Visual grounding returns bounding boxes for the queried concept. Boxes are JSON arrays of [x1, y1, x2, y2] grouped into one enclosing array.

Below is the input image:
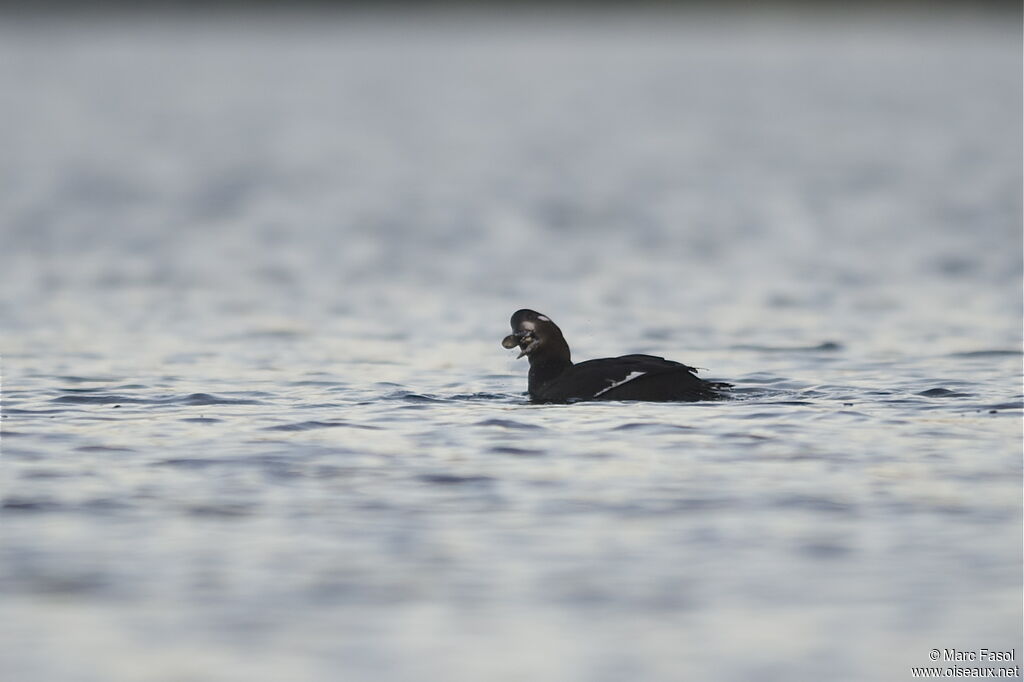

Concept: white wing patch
[[537, 315, 550, 322], [593, 371, 647, 397]]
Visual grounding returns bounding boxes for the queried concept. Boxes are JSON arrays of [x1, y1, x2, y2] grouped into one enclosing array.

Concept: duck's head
[[501, 309, 570, 362]]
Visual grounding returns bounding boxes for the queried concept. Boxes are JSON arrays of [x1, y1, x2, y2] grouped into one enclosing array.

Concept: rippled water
[[1, 9, 1021, 682]]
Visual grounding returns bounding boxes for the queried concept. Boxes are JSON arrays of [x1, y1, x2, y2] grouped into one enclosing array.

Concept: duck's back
[[532, 354, 728, 403]]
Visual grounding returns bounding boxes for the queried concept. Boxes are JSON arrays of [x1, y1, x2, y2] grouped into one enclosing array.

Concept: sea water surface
[[1, 9, 1021, 682]]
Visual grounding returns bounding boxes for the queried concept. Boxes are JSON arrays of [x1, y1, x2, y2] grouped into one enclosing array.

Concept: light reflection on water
[[1, 8, 1022, 682]]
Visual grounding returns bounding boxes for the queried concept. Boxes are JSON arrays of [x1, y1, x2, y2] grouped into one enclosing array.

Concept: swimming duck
[[502, 309, 730, 403]]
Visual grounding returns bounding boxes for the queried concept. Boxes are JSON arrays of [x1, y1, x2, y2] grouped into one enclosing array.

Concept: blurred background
[[1, 3, 1021, 682]]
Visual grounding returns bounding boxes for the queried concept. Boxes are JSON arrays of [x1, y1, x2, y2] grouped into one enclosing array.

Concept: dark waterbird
[[502, 309, 731, 403]]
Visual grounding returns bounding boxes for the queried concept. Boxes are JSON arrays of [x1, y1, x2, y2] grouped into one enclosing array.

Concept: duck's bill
[[502, 333, 541, 359]]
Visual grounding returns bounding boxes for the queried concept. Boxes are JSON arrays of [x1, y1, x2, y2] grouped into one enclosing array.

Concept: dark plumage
[[501, 309, 730, 403]]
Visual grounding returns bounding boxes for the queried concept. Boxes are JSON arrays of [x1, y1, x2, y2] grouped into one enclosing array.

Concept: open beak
[[502, 331, 540, 359]]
